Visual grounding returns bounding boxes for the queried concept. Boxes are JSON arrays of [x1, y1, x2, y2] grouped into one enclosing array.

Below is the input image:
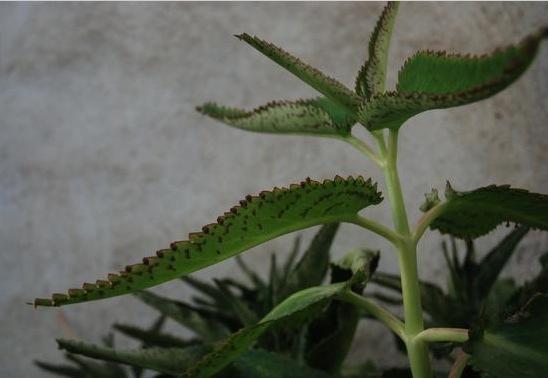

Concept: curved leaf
[[426, 184, 548, 239], [355, 2, 400, 98], [186, 249, 379, 377], [57, 339, 209, 376], [236, 33, 361, 111], [34, 176, 381, 307], [113, 323, 193, 349], [358, 27, 547, 130], [466, 294, 548, 378], [197, 98, 355, 137]]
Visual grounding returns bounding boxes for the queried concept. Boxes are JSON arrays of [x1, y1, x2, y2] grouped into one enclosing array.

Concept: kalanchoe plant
[[34, 2, 548, 377]]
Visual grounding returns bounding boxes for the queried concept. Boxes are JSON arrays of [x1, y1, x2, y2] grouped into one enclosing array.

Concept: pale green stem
[[412, 201, 446, 245], [380, 129, 433, 378], [341, 134, 385, 168], [338, 290, 405, 340], [349, 215, 403, 245], [415, 328, 469, 344]]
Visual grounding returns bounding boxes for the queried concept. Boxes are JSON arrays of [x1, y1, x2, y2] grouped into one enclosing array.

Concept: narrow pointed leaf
[[113, 323, 194, 349], [236, 33, 361, 110], [34, 176, 382, 307], [197, 97, 355, 137], [184, 283, 346, 378], [475, 226, 529, 299], [57, 339, 210, 376], [133, 291, 230, 341], [231, 349, 330, 378], [426, 184, 548, 239], [278, 223, 340, 299], [34, 361, 83, 378], [358, 28, 547, 130], [186, 250, 378, 377], [355, 2, 400, 98], [466, 294, 548, 378]]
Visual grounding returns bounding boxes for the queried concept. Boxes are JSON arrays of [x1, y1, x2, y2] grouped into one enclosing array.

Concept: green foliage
[[186, 249, 378, 377], [355, 2, 400, 98], [425, 184, 548, 239], [197, 98, 355, 137], [35, 177, 380, 307], [358, 27, 547, 130], [34, 2, 548, 378], [235, 33, 361, 111], [466, 294, 548, 378]]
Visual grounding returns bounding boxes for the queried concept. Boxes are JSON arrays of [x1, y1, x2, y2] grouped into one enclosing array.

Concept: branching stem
[[349, 215, 403, 245], [415, 328, 469, 344], [413, 202, 446, 245], [342, 134, 385, 168], [338, 290, 405, 340]]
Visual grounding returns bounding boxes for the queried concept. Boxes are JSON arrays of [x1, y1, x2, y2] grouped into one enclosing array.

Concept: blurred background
[[1, 2, 547, 376]]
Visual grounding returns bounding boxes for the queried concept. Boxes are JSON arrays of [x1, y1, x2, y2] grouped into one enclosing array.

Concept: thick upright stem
[[380, 129, 433, 378]]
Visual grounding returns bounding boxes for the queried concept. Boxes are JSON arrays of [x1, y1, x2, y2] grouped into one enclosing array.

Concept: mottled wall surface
[[1, 2, 547, 376]]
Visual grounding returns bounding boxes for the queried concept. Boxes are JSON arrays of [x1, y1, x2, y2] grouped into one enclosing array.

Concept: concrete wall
[[1, 2, 547, 376]]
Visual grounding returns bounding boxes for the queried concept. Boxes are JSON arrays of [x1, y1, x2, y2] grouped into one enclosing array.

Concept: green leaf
[[197, 98, 355, 137], [358, 28, 547, 130], [133, 291, 230, 341], [466, 294, 548, 378], [278, 223, 340, 299], [113, 323, 194, 349], [236, 33, 361, 111], [34, 176, 382, 307], [474, 226, 528, 300], [57, 339, 209, 376], [185, 283, 346, 377], [427, 184, 548, 239], [355, 2, 400, 98], [187, 250, 379, 377], [230, 349, 331, 378], [34, 361, 83, 378]]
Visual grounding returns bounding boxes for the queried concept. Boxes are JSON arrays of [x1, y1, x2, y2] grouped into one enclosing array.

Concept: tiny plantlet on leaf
[[34, 3, 548, 377]]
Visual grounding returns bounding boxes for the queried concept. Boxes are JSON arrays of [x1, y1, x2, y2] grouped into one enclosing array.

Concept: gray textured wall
[[1, 2, 547, 376]]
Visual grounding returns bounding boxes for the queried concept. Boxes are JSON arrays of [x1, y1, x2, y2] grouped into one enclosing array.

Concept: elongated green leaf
[[466, 294, 548, 378], [113, 323, 196, 349], [236, 33, 361, 110], [355, 2, 400, 98], [426, 184, 548, 239], [133, 291, 230, 341], [186, 250, 379, 377], [34, 361, 84, 378], [230, 349, 331, 378], [57, 339, 209, 376], [197, 97, 355, 137], [358, 28, 547, 130], [278, 223, 340, 299], [475, 226, 529, 299], [34, 176, 381, 307]]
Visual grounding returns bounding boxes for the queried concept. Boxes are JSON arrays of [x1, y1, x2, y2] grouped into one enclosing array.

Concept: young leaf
[[197, 98, 355, 137], [355, 2, 400, 98], [236, 33, 361, 111], [34, 176, 382, 307], [466, 294, 548, 378], [358, 28, 548, 130], [186, 250, 379, 377], [426, 184, 548, 239], [57, 339, 210, 376], [133, 291, 230, 342], [34, 361, 84, 378]]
